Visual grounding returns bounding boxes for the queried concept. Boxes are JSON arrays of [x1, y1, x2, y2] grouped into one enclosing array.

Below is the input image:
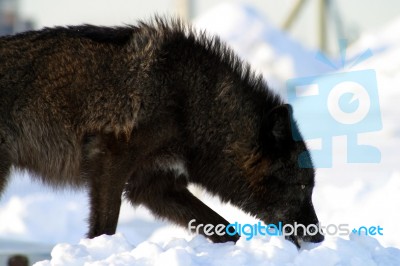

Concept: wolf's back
[[0, 26, 142, 183]]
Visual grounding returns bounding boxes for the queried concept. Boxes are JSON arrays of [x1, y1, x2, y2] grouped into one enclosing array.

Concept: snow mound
[[34, 233, 400, 266]]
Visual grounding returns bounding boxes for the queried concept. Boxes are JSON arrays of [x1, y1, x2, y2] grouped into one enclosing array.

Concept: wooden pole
[[282, 0, 307, 30], [176, 0, 192, 22], [318, 0, 327, 52]]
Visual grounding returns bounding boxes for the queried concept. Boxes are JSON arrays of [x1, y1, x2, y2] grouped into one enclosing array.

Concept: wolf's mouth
[[286, 231, 325, 249], [286, 234, 301, 248]]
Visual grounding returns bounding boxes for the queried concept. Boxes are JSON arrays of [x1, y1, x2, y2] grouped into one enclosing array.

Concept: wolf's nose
[[307, 231, 324, 243]]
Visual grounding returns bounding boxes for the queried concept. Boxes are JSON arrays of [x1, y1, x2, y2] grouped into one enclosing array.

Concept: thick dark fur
[[0, 17, 323, 246]]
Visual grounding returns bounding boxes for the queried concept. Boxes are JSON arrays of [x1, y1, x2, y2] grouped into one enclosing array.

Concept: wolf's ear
[[260, 104, 294, 152]]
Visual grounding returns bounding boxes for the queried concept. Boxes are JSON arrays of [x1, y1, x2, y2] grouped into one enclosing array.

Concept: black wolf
[[0, 18, 323, 247]]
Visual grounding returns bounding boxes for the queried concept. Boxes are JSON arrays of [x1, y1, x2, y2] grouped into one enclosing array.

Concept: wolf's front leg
[[125, 170, 240, 243], [83, 134, 133, 238], [0, 144, 11, 198], [87, 169, 126, 238]]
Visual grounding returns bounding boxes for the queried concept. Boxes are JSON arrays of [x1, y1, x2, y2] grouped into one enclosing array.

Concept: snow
[[1, 2, 400, 265], [33, 233, 400, 266]]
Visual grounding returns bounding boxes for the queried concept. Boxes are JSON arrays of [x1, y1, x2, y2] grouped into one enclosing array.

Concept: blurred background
[[2, 0, 400, 89], [1, 0, 400, 265], [2, 0, 400, 54]]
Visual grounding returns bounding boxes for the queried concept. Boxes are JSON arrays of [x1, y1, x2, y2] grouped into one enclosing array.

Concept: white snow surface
[[33, 233, 400, 266], [1, 2, 400, 265]]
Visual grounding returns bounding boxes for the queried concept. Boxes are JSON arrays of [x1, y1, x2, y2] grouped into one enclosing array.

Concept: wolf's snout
[[286, 224, 324, 248], [303, 228, 325, 243]]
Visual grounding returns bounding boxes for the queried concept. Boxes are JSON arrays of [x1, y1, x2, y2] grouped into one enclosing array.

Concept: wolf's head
[[231, 104, 324, 247]]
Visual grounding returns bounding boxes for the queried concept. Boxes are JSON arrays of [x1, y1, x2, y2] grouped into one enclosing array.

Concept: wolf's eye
[[301, 185, 306, 190]]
